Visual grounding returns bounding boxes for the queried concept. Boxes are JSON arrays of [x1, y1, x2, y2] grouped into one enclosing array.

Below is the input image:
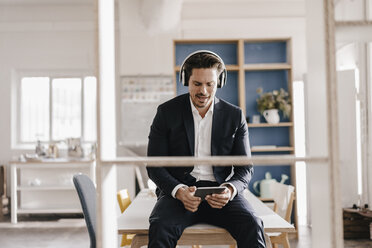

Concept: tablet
[[194, 186, 227, 200]]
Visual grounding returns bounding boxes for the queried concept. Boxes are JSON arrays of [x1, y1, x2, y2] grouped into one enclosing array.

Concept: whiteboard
[[120, 75, 174, 146]]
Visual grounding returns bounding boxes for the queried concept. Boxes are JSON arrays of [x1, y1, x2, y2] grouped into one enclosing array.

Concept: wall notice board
[[120, 75, 174, 146]]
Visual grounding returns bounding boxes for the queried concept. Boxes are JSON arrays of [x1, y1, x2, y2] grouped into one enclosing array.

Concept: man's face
[[188, 68, 218, 114]]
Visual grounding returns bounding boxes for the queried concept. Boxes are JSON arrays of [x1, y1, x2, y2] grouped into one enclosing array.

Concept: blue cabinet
[[174, 39, 294, 196]]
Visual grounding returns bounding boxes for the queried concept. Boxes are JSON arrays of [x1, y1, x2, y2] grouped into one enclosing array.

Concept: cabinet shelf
[[248, 122, 293, 128], [251, 146, 294, 152], [244, 63, 291, 71], [18, 208, 82, 214], [17, 186, 75, 191], [174, 38, 297, 230], [174, 65, 239, 72], [10, 160, 95, 224]]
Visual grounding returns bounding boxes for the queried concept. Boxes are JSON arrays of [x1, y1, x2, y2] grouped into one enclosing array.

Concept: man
[[147, 50, 266, 247]]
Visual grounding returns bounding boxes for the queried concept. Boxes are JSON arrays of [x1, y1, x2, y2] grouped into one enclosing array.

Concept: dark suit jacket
[[147, 93, 253, 197]]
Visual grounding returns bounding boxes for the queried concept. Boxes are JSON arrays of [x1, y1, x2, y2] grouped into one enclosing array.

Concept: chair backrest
[[135, 166, 147, 191], [73, 174, 96, 248], [135, 166, 156, 190], [117, 189, 131, 213], [270, 181, 295, 222]]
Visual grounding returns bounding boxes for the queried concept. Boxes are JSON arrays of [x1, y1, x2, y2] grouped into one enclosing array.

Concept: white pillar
[[96, 164, 118, 248], [305, 0, 343, 247], [96, 0, 117, 246]]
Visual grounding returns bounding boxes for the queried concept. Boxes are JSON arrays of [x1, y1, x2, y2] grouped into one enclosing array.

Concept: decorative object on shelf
[[253, 172, 288, 198], [252, 115, 261, 124], [47, 143, 59, 158], [67, 138, 84, 158], [256, 87, 291, 124], [89, 143, 97, 160], [263, 109, 280, 124], [28, 178, 42, 186], [35, 140, 46, 157]]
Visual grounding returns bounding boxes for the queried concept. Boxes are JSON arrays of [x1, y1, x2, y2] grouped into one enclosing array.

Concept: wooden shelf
[[244, 63, 291, 71], [18, 208, 82, 214], [10, 161, 95, 223], [17, 186, 75, 191], [248, 122, 293, 128], [174, 65, 239, 72], [335, 21, 372, 27], [251, 146, 294, 152]]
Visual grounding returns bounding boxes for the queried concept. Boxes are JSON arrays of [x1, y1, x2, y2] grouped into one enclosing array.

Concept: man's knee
[[232, 212, 264, 235], [149, 218, 183, 238], [148, 218, 184, 248], [246, 213, 264, 230]]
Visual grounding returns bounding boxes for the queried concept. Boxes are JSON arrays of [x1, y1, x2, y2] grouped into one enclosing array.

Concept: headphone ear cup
[[218, 70, 226, 88], [181, 70, 186, 86]]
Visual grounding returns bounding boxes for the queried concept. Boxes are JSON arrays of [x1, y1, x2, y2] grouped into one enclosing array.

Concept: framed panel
[[249, 127, 290, 147], [215, 71, 239, 106], [175, 42, 238, 65], [244, 70, 289, 121], [244, 41, 287, 64]]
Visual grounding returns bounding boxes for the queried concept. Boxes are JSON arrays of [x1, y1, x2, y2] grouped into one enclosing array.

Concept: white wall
[[0, 3, 95, 163], [118, 0, 307, 80], [0, 2, 134, 199], [337, 70, 359, 208]]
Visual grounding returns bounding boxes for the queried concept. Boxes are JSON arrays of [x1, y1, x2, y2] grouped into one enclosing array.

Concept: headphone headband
[[179, 50, 227, 88]]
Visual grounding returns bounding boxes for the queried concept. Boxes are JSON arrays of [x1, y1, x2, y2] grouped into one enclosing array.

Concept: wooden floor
[[0, 215, 371, 247]]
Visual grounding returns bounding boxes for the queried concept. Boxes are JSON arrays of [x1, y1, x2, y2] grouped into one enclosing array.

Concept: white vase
[[263, 109, 280, 124]]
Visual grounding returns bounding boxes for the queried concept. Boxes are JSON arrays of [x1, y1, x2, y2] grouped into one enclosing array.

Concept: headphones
[[179, 50, 227, 88]]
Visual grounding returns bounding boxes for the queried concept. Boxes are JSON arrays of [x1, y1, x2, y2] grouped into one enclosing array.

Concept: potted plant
[[256, 87, 291, 124]]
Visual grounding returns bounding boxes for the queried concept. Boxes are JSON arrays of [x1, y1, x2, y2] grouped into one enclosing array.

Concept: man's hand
[[205, 185, 232, 209], [175, 186, 201, 212]]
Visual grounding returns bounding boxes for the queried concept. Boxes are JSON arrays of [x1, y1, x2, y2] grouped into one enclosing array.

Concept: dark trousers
[[148, 181, 266, 248]]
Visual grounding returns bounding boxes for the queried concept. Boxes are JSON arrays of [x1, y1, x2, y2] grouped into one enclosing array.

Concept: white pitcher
[[263, 109, 280, 124], [253, 172, 289, 198]]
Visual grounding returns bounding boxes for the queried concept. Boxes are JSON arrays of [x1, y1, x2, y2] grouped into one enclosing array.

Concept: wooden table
[[118, 189, 295, 247]]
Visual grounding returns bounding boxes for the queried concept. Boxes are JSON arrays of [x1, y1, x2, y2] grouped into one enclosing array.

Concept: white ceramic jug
[[263, 109, 280, 124], [253, 172, 289, 198], [253, 172, 276, 198]]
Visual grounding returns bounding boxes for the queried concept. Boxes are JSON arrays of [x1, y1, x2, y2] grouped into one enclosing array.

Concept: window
[[17, 74, 97, 145]]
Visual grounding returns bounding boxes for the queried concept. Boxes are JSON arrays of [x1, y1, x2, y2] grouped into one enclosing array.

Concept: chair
[[268, 181, 295, 248], [73, 174, 96, 248], [117, 189, 135, 246]]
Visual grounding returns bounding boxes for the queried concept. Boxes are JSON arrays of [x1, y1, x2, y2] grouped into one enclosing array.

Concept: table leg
[[264, 233, 273, 248], [10, 164, 17, 224], [131, 234, 148, 248]]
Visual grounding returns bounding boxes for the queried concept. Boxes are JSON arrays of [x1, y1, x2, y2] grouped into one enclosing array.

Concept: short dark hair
[[183, 52, 224, 85]]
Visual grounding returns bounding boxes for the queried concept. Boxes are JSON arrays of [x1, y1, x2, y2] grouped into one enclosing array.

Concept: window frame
[[13, 69, 96, 148]]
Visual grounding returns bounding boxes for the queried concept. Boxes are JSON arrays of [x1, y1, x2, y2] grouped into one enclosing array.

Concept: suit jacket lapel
[[211, 97, 222, 156], [182, 94, 195, 156]]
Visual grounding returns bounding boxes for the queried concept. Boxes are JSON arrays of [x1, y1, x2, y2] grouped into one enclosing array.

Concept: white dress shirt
[[190, 97, 215, 181], [171, 97, 237, 200]]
